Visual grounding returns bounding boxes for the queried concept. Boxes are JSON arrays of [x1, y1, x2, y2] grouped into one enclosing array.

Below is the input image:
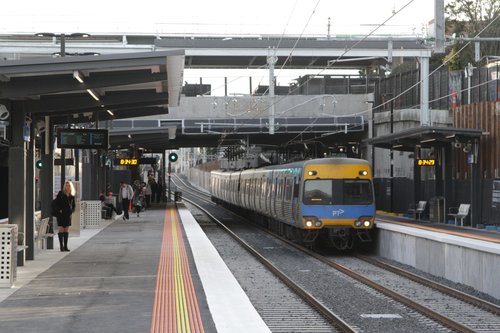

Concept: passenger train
[[211, 157, 375, 249]]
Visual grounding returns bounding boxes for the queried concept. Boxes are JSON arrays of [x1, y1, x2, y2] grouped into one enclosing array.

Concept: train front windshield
[[303, 179, 373, 205]]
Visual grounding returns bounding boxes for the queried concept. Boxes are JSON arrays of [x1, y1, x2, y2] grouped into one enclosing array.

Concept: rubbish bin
[[0, 224, 18, 287], [429, 196, 445, 223], [174, 191, 182, 202]]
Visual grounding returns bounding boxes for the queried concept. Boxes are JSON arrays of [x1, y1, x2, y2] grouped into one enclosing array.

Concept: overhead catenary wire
[[211, 3, 498, 152], [282, 0, 416, 146], [283, 12, 500, 144]]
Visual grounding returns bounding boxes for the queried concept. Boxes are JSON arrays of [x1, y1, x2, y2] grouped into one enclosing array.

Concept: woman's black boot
[[63, 232, 70, 251], [58, 233, 64, 252]]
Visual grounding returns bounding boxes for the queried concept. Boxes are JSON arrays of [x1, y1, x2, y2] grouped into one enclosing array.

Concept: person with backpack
[[54, 181, 76, 252]]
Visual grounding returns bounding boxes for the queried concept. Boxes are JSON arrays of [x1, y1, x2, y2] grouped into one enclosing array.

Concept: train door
[[256, 177, 262, 212], [292, 176, 300, 224], [270, 172, 277, 217], [251, 177, 257, 211], [236, 171, 242, 207], [274, 174, 281, 218], [281, 177, 287, 218], [263, 175, 269, 214]]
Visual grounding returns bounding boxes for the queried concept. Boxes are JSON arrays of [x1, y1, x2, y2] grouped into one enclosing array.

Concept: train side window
[[343, 179, 373, 205], [293, 176, 300, 198], [285, 178, 293, 201]]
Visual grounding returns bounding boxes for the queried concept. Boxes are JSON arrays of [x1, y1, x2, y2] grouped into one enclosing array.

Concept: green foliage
[[444, 0, 500, 68]]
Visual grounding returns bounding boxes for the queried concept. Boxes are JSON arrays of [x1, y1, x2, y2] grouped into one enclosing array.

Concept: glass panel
[[343, 180, 373, 205], [303, 180, 332, 205]]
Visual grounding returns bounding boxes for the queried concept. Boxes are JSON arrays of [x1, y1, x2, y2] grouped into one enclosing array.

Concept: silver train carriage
[[210, 157, 376, 249]]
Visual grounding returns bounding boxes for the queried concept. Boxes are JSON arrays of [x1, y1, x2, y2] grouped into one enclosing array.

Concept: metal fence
[[375, 64, 500, 111]]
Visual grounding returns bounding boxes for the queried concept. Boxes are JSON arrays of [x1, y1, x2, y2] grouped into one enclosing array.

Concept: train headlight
[[355, 217, 373, 228], [303, 216, 321, 228], [358, 170, 368, 176]]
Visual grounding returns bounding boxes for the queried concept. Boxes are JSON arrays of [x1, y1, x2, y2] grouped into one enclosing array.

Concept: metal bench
[[17, 231, 28, 252], [408, 201, 427, 220], [35, 217, 53, 250], [448, 204, 470, 227]]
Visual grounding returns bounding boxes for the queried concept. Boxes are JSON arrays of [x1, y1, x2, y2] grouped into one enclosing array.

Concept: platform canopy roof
[[365, 126, 484, 152], [0, 50, 185, 125]]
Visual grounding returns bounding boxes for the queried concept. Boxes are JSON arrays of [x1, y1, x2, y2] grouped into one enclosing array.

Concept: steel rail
[[357, 254, 500, 316], [173, 177, 477, 332], [176, 188, 355, 333]]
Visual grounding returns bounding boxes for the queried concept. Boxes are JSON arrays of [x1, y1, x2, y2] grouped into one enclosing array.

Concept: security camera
[[463, 143, 472, 153], [453, 142, 462, 149], [0, 105, 9, 120], [35, 120, 46, 133]]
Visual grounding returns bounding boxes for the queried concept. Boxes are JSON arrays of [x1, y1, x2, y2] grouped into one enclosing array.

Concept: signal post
[[167, 152, 178, 202]]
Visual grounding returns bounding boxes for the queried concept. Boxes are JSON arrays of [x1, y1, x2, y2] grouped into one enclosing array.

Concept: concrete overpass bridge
[[0, 33, 432, 154]]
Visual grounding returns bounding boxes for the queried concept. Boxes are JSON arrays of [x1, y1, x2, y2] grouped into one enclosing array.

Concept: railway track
[[172, 175, 500, 332], [172, 179, 352, 332]]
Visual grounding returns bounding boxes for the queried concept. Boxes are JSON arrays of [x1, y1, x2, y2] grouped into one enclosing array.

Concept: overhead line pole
[[267, 48, 277, 135]]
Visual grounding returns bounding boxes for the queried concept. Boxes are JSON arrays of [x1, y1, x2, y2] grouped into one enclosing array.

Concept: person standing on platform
[[118, 181, 133, 221], [156, 178, 163, 203], [54, 181, 76, 252], [145, 178, 152, 209]]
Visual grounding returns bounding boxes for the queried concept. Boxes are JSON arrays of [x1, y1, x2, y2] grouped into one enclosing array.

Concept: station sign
[[417, 159, 436, 166], [115, 158, 157, 166]]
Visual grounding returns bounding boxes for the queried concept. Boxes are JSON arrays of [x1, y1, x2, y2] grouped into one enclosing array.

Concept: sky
[[1, 0, 434, 36], [0, 0, 436, 96]]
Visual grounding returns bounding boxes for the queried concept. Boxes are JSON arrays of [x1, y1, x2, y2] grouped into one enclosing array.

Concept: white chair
[[448, 204, 470, 226], [408, 201, 427, 220], [34, 217, 51, 250]]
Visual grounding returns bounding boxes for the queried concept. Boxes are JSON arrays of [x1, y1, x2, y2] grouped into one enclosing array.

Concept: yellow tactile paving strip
[[151, 207, 205, 333]]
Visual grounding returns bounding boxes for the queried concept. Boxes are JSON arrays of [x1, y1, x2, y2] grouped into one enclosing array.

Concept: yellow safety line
[[152, 207, 204, 333], [172, 208, 191, 333]]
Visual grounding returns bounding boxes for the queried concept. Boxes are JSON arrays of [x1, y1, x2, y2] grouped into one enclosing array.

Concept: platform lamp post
[[35, 32, 90, 249], [167, 152, 178, 202], [35, 32, 90, 191]]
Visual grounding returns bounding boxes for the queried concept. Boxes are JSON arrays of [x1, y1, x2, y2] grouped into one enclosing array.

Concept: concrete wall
[[376, 222, 500, 299], [373, 108, 452, 179], [165, 94, 371, 119]]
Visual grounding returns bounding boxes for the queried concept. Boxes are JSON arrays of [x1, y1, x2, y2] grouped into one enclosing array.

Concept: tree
[[444, 0, 500, 68]]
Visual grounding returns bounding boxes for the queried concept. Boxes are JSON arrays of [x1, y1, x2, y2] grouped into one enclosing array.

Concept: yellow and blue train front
[[301, 159, 375, 229]]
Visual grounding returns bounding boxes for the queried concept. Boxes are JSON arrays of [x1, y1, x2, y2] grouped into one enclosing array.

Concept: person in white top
[[118, 181, 134, 220]]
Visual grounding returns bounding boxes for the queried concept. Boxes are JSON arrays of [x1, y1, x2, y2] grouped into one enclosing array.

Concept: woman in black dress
[[55, 181, 76, 252]]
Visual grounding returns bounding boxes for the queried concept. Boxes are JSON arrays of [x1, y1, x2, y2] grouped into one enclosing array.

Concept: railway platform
[[374, 214, 500, 300], [0, 203, 270, 333]]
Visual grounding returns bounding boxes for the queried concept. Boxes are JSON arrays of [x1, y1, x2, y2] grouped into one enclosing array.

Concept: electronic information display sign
[[115, 158, 158, 166], [58, 129, 108, 149], [417, 159, 436, 166]]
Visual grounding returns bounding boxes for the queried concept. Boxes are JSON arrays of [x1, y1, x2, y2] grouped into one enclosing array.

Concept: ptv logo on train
[[332, 209, 345, 217]]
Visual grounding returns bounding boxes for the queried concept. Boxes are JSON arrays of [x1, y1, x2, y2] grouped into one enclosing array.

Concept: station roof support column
[[8, 105, 26, 266], [420, 56, 430, 126]]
